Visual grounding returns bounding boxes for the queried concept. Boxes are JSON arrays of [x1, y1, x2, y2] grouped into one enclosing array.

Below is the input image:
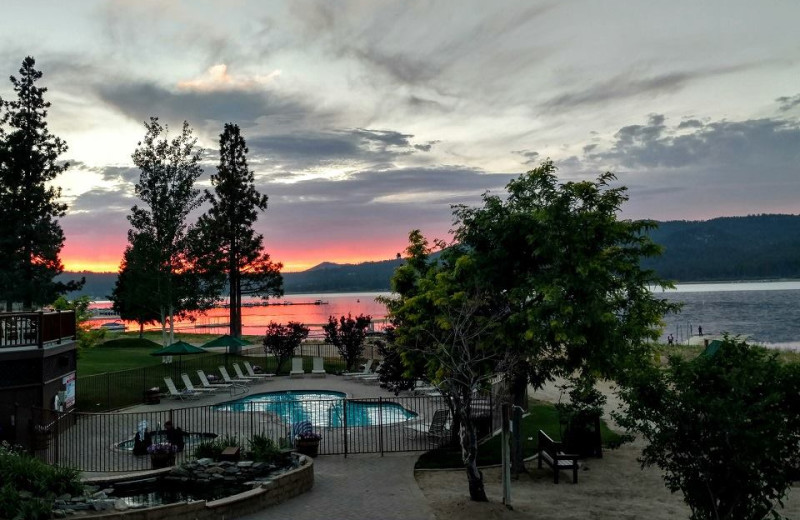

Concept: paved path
[[239, 452, 435, 520]]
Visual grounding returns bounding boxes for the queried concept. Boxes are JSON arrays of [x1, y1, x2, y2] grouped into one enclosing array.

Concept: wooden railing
[[0, 310, 76, 349]]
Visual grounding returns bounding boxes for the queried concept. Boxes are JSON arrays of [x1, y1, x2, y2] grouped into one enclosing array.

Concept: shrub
[[0, 441, 83, 519], [617, 337, 800, 520]]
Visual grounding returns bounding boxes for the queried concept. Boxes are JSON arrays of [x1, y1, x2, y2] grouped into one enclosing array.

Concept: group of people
[[666, 325, 704, 346], [131, 420, 185, 455]]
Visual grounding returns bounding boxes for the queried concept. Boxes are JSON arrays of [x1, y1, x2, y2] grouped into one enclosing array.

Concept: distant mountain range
[[58, 214, 800, 300]]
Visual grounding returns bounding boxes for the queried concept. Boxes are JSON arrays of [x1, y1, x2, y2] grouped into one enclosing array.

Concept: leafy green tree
[[452, 160, 678, 471], [375, 327, 416, 395], [262, 321, 309, 373], [128, 118, 222, 346], [616, 337, 800, 520], [192, 123, 283, 338], [0, 57, 82, 310], [323, 313, 372, 371], [382, 231, 502, 501], [51, 295, 105, 350], [110, 235, 161, 337]]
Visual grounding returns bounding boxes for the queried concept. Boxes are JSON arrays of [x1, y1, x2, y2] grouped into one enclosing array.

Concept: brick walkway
[[239, 452, 435, 520]]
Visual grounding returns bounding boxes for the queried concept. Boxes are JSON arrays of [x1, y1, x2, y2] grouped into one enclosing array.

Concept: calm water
[[659, 281, 800, 350], [213, 390, 417, 427], [90, 282, 800, 351]]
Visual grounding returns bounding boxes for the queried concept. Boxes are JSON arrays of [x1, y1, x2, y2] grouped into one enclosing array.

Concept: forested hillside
[[59, 214, 800, 299], [642, 214, 800, 281]]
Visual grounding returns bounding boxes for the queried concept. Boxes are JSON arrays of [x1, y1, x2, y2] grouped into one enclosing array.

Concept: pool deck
[[122, 374, 398, 414]]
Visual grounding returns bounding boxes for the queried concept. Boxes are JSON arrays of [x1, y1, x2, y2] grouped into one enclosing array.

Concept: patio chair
[[342, 359, 373, 378], [196, 369, 233, 390], [219, 366, 251, 387], [354, 361, 384, 382], [233, 362, 271, 382], [404, 409, 450, 441], [163, 376, 201, 400], [289, 357, 305, 378], [180, 373, 217, 394], [244, 361, 275, 378], [311, 357, 326, 377]]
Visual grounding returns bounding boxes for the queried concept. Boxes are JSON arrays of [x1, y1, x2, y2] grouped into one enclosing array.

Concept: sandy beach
[[415, 379, 800, 520]]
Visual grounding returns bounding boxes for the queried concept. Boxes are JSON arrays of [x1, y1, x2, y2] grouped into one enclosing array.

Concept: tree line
[[0, 57, 283, 345]]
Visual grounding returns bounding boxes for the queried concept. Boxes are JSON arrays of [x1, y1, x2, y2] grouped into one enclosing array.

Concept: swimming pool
[[213, 390, 417, 427]]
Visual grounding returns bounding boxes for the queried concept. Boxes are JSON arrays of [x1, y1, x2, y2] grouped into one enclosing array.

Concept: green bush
[[246, 434, 282, 463], [0, 441, 83, 519]]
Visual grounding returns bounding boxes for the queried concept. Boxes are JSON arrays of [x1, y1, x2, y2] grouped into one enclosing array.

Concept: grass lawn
[[415, 400, 623, 469]]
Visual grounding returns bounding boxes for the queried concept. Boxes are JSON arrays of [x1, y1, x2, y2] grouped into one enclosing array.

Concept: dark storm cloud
[[776, 94, 800, 112], [540, 65, 753, 112], [68, 187, 135, 213], [95, 81, 311, 128], [513, 149, 540, 165], [246, 129, 438, 169], [592, 114, 800, 173]]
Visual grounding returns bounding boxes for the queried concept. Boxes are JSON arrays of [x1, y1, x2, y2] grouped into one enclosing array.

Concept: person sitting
[[164, 420, 185, 452]]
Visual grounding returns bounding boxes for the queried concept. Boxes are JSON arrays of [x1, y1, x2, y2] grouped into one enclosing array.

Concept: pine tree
[[0, 56, 82, 310], [193, 123, 282, 338], [110, 234, 161, 337]]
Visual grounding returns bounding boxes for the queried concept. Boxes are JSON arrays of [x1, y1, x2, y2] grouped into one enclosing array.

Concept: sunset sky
[[1, 1, 798, 272]]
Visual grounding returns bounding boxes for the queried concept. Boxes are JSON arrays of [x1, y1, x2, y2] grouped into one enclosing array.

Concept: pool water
[[213, 391, 417, 427]]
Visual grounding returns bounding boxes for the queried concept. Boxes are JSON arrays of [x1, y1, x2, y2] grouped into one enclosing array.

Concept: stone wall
[[83, 455, 313, 520]]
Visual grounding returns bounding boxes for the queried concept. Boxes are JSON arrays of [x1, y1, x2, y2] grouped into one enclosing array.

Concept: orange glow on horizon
[[61, 244, 411, 274]]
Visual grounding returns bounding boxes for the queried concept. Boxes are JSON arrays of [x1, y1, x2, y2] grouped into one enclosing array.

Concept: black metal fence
[[22, 391, 504, 472]]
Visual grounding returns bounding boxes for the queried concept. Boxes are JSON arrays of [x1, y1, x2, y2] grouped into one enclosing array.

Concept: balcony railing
[[0, 310, 76, 349]]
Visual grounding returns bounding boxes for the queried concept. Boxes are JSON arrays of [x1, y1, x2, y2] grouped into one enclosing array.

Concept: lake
[[90, 281, 800, 351]]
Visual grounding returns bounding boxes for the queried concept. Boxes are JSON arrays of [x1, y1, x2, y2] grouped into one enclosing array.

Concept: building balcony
[[0, 310, 76, 351]]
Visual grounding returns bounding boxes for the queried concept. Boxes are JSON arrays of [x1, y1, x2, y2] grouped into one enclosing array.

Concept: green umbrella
[[151, 341, 209, 356], [200, 335, 251, 350], [151, 341, 209, 374]]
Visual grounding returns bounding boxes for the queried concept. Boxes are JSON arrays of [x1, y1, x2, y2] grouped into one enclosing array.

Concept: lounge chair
[[354, 361, 384, 382], [289, 357, 305, 378], [311, 357, 326, 377], [342, 359, 373, 378], [244, 361, 275, 378], [233, 362, 271, 382], [219, 366, 251, 387], [163, 376, 201, 400], [196, 369, 233, 391], [180, 373, 216, 394], [405, 409, 450, 441]]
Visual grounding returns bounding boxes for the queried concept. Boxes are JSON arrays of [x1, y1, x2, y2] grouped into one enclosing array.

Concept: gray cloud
[[540, 65, 753, 112], [246, 128, 437, 170], [513, 149, 540, 165], [95, 80, 313, 130], [777, 94, 800, 112]]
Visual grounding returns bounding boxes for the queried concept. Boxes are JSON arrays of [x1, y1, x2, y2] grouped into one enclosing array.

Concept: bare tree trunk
[[160, 309, 167, 347], [510, 376, 528, 476], [461, 418, 488, 502]]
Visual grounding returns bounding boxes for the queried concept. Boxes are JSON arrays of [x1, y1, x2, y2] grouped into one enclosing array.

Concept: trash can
[[144, 387, 161, 405]]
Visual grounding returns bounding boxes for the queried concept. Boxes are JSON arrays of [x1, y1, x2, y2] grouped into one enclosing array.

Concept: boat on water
[[99, 321, 126, 332]]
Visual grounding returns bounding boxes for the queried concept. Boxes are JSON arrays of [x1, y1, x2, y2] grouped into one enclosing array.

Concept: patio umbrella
[[200, 335, 251, 357], [151, 341, 209, 375]]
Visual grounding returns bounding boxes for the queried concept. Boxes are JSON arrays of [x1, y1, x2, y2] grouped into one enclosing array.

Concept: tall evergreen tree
[[193, 123, 282, 338], [0, 57, 82, 310], [128, 117, 221, 345], [110, 234, 161, 337]]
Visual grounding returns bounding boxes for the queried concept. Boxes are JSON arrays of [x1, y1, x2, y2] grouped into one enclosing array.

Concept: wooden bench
[[537, 430, 579, 484]]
